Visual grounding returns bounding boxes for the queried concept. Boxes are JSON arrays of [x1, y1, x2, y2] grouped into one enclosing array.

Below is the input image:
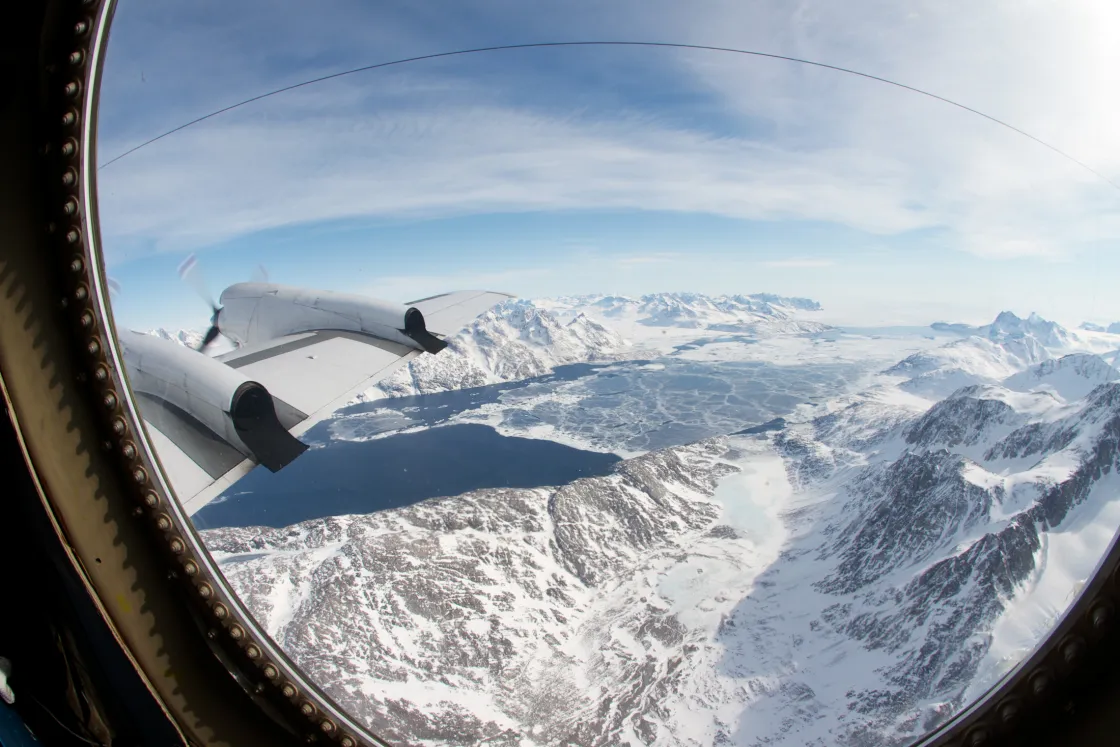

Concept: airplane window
[[93, 1, 1120, 744]]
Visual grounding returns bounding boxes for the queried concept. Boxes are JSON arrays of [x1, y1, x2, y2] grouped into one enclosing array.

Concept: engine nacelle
[[216, 283, 447, 353], [119, 331, 306, 472]]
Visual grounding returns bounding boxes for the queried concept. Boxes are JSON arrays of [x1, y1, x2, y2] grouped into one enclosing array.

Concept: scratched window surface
[[95, 1, 1120, 744]]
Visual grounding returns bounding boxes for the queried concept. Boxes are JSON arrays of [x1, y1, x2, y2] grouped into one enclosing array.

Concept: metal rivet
[[63, 198, 78, 215], [212, 603, 228, 620], [198, 582, 213, 599], [68, 50, 83, 66], [143, 490, 159, 508], [74, 284, 88, 301], [87, 338, 100, 355], [245, 644, 261, 660], [228, 624, 244, 641], [132, 466, 147, 484], [79, 311, 93, 328], [65, 228, 81, 244], [62, 169, 77, 187], [318, 719, 335, 734], [281, 684, 297, 699], [263, 664, 279, 680], [1092, 603, 1112, 631], [183, 560, 199, 577], [155, 514, 172, 532], [102, 392, 117, 409], [299, 701, 315, 717], [61, 139, 78, 157], [121, 441, 136, 459], [998, 699, 1020, 724], [968, 727, 989, 747], [1061, 637, 1084, 664], [1030, 670, 1051, 697], [112, 418, 126, 435], [207, 629, 218, 640], [74, 20, 89, 36], [94, 365, 109, 382], [62, 110, 77, 127], [340, 737, 356, 747], [64, 81, 80, 98], [169, 538, 185, 555]]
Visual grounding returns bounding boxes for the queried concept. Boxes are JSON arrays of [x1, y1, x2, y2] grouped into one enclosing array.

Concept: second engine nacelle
[[216, 283, 447, 354]]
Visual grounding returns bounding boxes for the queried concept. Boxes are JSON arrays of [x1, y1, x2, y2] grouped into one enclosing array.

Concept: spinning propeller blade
[[177, 253, 223, 353]]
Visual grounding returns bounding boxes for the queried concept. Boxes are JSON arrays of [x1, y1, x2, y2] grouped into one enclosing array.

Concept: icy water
[[195, 357, 864, 529], [327, 358, 864, 453], [193, 423, 621, 529]]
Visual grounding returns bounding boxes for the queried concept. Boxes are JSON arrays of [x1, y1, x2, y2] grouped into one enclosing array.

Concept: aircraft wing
[[407, 290, 514, 336], [138, 290, 511, 517]]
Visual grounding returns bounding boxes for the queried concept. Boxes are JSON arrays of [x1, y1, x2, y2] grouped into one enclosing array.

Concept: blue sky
[[95, 0, 1120, 331]]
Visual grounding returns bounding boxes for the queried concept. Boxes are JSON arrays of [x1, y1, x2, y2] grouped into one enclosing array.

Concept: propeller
[[177, 253, 223, 353]]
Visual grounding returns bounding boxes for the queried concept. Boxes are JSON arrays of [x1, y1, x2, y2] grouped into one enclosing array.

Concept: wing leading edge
[[136, 289, 511, 516]]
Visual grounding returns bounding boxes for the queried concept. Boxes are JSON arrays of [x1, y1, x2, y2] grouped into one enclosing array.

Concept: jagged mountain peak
[[982, 310, 1072, 348], [1003, 353, 1120, 402], [145, 327, 205, 348], [359, 299, 627, 400]]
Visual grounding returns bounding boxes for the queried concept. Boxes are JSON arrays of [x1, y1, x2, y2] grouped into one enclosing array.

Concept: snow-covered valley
[[148, 294, 1120, 746]]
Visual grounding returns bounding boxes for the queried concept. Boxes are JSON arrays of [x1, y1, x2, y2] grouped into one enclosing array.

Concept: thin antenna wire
[[98, 40, 1120, 192]]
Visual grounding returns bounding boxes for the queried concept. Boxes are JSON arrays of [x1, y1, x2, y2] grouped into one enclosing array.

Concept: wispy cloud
[[96, 0, 1120, 273], [761, 258, 835, 268]]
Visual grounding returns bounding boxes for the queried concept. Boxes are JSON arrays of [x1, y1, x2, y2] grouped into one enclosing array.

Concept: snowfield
[[149, 300, 1120, 746]]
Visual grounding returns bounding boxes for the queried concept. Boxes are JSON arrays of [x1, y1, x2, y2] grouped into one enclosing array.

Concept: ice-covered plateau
[[195, 308, 1120, 746]]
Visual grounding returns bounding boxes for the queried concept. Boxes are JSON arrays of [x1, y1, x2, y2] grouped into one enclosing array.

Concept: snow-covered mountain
[[359, 300, 628, 400], [358, 293, 828, 402], [885, 336, 1049, 400], [145, 327, 205, 348], [1003, 353, 1120, 402], [546, 292, 828, 335], [201, 309, 1120, 745], [931, 311, 1073, 349], [886, 311, 1097, 399], [981, 310, 1074, 348]]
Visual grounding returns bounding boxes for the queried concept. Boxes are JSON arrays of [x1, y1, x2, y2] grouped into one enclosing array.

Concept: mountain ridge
[[199, 308, 1120, 745]]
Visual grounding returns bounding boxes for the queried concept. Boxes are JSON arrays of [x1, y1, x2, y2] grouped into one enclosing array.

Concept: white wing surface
[[133, 290, 511, 516]]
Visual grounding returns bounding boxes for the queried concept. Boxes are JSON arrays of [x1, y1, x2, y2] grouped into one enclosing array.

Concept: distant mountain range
[[199, 305, 1120, 745], [1080, 321, 1120, 334], [362, 299, 628, 400], [362, 292, 830, 401]]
